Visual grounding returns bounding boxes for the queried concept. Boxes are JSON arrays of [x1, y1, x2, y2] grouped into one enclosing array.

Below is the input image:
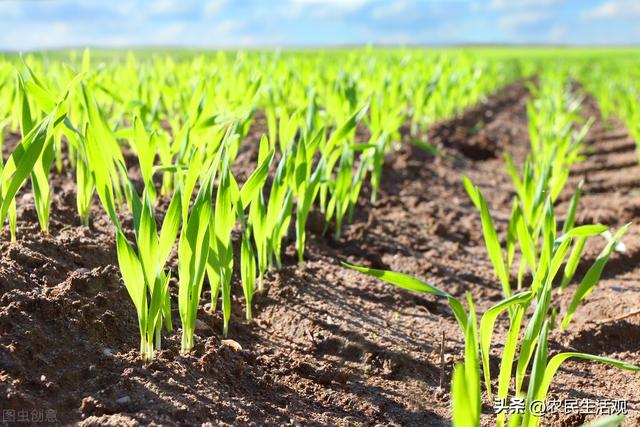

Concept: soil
[[1, 81, 639, 427]]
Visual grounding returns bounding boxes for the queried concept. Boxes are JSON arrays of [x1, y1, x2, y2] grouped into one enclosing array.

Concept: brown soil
[[1, 81, 639, 427]]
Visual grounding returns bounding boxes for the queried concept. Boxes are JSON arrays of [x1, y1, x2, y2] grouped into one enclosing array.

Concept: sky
[[0, 0, 639, 50]]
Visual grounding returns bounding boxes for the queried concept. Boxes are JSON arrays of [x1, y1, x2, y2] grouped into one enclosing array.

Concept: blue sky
[[1, 0, 639, 50]]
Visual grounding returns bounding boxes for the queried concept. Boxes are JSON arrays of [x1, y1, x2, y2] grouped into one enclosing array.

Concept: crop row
[[345, 69, 636, 426], [0, 50, 521, 362]]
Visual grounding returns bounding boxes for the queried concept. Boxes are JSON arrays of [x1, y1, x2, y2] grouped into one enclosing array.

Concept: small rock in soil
[[115, 395, 131, 405]]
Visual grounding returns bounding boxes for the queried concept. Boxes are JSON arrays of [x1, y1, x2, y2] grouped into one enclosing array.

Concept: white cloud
[[499, 11, 549, 31], [371, 1, 411, 19], [0, 11, 248, 51], [489, 0, 561, 11], [1, 1, 25, 19], [291, 0, 371, 9], [547, 25, 567, 43], [287, 0, 372, 18], [581, 0, 640, 20], [153, 22, 189, 43], [114, 1, 138, 17], [148, 0, 184, 16], [214, 19, 245, 35], [0, 21, 94, 50], [482, 0, 560, 39], [149, 19, 245, 45], [204, 0, 228, 17]]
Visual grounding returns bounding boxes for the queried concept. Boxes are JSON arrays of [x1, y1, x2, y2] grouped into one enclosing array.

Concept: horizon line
[[3, 42, 640, 54]]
